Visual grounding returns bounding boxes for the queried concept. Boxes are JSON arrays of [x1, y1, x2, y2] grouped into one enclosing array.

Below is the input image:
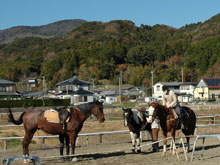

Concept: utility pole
[[119, 71, 122, 104], [91, 78, 95, 91], [42, 76, 45, 91], [42, 76, 47, 95], [151, 70, 154, 98], [182, 67, 184, 82]]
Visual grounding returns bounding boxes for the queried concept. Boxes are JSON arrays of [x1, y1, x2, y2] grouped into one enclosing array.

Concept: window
[[0, 87, 6, 92], [83, 96, 87, 102], [181, 85, 189, 90], [157, 85, 160, 91]]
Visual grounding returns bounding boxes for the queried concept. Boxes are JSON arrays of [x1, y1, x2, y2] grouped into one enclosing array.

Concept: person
[[139, 107, 159, 152], [162, 85, 184, 129]]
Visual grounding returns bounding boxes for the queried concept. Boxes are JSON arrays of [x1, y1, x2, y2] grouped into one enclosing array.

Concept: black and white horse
[[122, 107, 154, 153]]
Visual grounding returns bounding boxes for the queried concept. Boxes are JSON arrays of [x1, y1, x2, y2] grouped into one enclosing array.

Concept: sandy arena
[[0, 109, 220, 165]]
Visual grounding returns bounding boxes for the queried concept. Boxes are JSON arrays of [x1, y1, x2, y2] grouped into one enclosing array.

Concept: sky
[[1, 0, 220, 30]]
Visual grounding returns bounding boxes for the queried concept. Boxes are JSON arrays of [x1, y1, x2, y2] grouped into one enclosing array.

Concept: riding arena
[[0, 103, 220, 165]]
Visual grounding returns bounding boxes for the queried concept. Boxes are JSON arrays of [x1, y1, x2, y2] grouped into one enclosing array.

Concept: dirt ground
[[0, 109, 220, 165]]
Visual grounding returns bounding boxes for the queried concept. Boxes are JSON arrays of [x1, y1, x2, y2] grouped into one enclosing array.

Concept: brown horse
[[8, 100, 105, 162], [147, 102, 196, 156]]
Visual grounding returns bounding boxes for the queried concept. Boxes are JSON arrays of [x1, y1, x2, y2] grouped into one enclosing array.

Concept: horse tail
[[8, 108, 25, 125]]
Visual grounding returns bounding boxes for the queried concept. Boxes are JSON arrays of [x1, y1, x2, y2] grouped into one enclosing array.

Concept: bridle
[[92, 103, 105, 121]]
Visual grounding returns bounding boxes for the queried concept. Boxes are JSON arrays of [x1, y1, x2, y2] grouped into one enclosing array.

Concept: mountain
[[0, 19, 87, 43], [0, 14, 220, 93]]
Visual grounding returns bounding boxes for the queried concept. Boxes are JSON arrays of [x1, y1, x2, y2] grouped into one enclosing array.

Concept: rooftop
[[56, 75, 90, 86], [203, 78, 220, 89]]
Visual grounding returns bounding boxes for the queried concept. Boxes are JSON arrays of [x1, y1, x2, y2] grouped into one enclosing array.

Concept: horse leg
[[136, 132, 141, 153], [130, 132, 136, 153], [23, 130, 35, 163], [69, 132, 78, 162], [161, 130, 167, 157], [170, 129, 176, 155], [65, 135, 70, 158], [59, 135, 64, 160], [152, 128, 159, 152], [186, 137, 190, 152]]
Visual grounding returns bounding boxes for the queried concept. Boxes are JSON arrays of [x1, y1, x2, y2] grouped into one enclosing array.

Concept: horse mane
[[149, 102, 170, 118], [73, 101, 96, 115]]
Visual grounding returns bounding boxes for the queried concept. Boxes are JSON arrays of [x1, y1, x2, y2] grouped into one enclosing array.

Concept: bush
[[0, 99, 70, 108]]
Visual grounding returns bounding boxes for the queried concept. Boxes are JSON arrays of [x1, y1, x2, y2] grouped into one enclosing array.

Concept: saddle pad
[[44, 110, 60, 123]]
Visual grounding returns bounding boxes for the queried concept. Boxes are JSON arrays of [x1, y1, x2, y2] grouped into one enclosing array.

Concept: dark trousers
[[174, 106, 182, 119]]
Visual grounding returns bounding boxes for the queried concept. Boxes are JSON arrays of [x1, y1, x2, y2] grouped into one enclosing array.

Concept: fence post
[[86, 136, 89, 146], [4, 140, 7, 151], [100, 134, 103, 143], [40, 137, 45, 148], [195, 127, 198, 135]]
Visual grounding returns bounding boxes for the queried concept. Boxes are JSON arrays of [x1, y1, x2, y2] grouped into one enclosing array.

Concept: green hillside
[[0, 14, 220, 95]]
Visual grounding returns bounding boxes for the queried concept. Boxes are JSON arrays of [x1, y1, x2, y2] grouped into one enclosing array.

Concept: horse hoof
[[72, 157, 78, 162], [131, 149, 135, 153], [137, 149, 141, 153], [23, 159, 32, 164]]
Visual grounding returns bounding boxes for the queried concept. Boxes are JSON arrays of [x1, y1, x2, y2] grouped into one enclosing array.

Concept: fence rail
[[1, 123, 220, 151], [0, 130, 130, 151], [1, 113, 220, 151]]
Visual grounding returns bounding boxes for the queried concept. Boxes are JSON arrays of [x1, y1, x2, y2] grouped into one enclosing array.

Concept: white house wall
[[153, 83, 163, 101], [106, 96, 117, 104], [180, 85, 195, 95], [194, 87, 209, 100]]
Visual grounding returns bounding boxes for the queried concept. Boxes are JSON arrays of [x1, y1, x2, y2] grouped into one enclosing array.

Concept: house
[[56, 75, 94, 105], [153, 82, 197, 103], [99, 90, 118, 104], [194, 78, 220, 101], [179, 82, 197, 102], [0, 79, 20, 100], [99, 86, 145, 104], [153, 82, 182, 101], [22, 91, 44, 99], [28, 78, 38, 87], [121, 86, 144, 101]]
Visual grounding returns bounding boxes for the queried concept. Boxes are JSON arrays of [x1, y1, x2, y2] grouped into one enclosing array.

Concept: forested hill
[[0, 19, 86, 43], [0, 14, 220, 94]]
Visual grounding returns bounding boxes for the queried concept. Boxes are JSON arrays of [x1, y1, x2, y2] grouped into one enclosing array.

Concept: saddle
[[44, 107, 70, 130], [57, 107, 71, 125]]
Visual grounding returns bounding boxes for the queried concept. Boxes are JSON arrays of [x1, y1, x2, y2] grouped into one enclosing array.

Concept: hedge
[[0, 99, 70, 108]]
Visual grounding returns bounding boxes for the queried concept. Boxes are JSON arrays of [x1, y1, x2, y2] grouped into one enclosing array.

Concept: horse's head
[[122, 108, 133, 127], [146, 102, 160, 123], [92, 100, 105, 123]]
